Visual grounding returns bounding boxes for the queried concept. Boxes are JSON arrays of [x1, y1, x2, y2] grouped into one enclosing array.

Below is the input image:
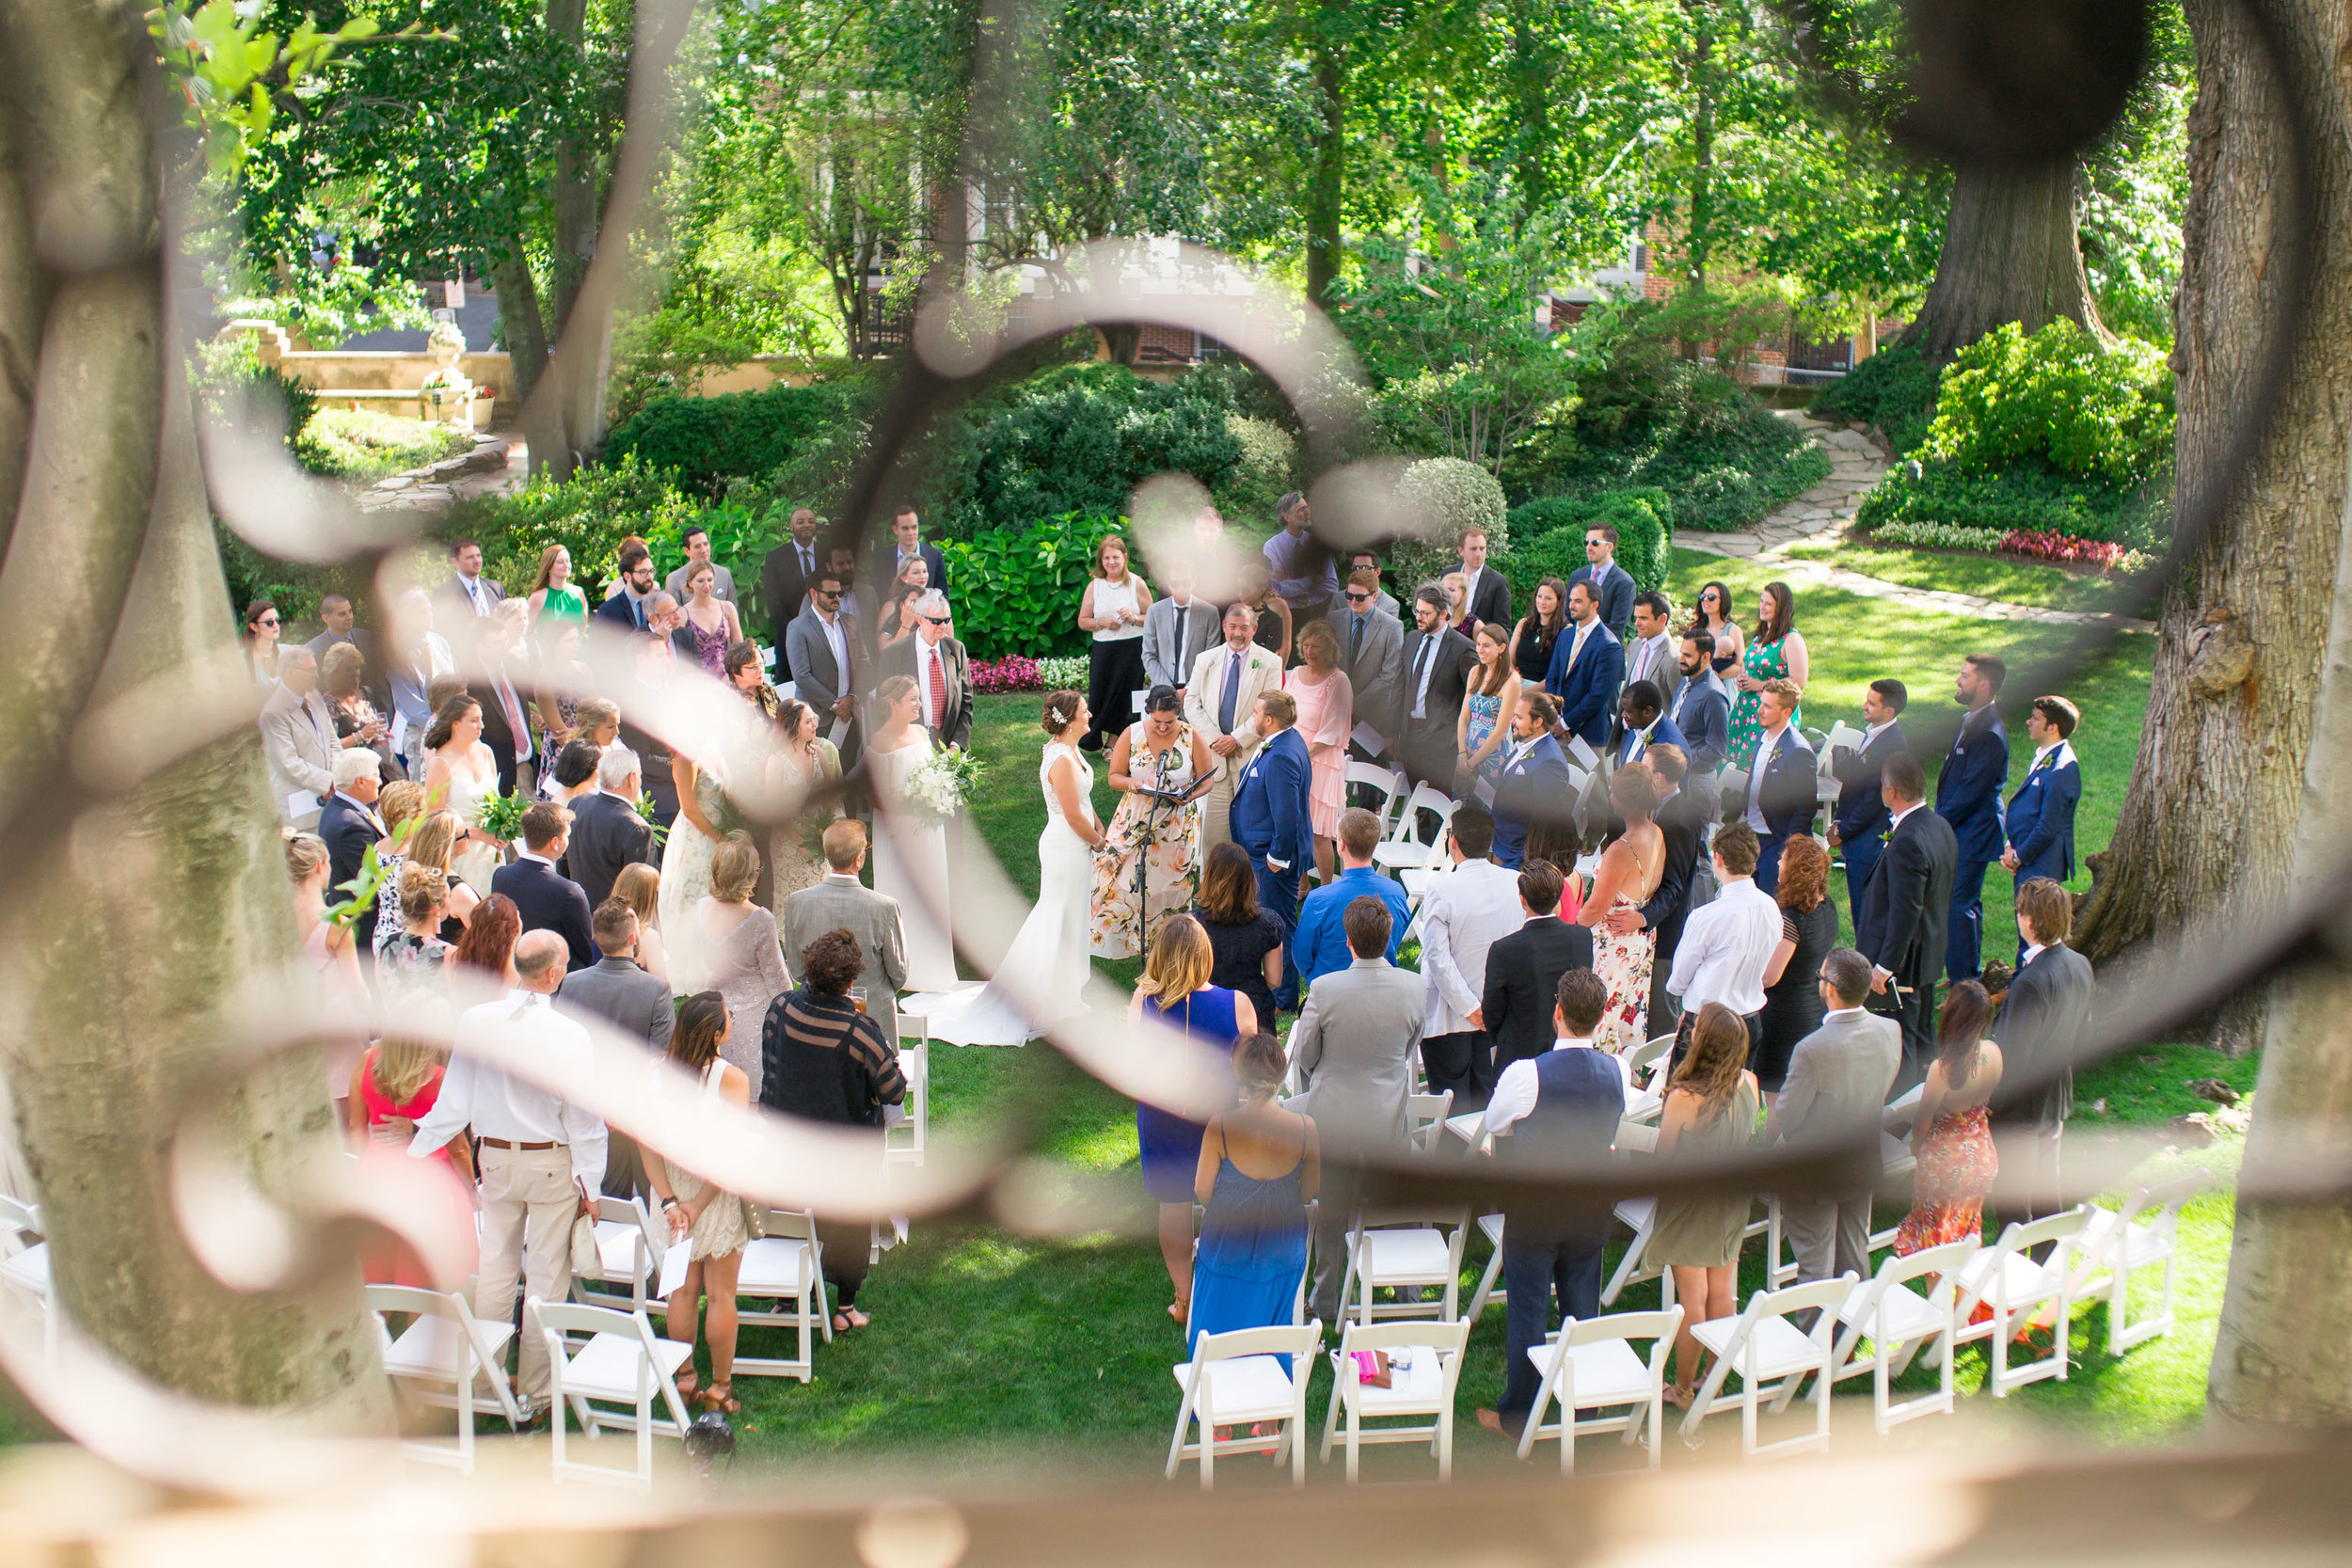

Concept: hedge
[[1505, 487, 1673, 595], [939, 512, 1129, 659], [604, 381, 867, 497]]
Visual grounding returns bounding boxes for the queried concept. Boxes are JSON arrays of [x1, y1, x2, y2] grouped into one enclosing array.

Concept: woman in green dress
[[1725, 578, 1808, 768], [527, 545, 586, 641]]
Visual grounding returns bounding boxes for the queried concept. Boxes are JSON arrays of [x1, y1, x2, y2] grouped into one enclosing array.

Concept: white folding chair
[[1346, 760, 1408, 836], [572, 1195, 665, 1312], [1821, 721, 1864, 761], [1372, 784, 1456, 873], [1166, 1321, 1325, 1488], [885, 1039, 930, 1165], [1621, 1032, 1677, 1123], [1600, 1196, 1667, 1307], [1518, 1307, 1684, 1474], [1565, 735, 1599, 771], [1465, 1213, 1508, 1325], [1941, 1207, 2092, 1396], [369, 1284, 525, 1469], [734, 1207, 832, 1382], [1613, 1119, 1659, 1154], [1339, 1205, 1470, 1325], [527, 1296, 695, 1491], [1406, 1091, 1454, 1154], [1679, 1273, 1857, 1458], [1317, 1319, 1471, 1481], [0, 1196, 55, 1358], [1824, 1238, 1978, 1433], [2073, 1171, 2207, 1354]]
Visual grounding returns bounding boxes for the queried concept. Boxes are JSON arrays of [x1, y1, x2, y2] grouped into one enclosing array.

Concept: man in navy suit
[[1667, 631, 1731, 778], [1936, 654, 2010, 983], [491, 801, 598, 973], [318, 749, 387, 964], [594, 543, 659, 634], [2003, 695, 2083, 887], [1739, 679, 1818, 895], [1565, 523, 1637, 641], [1859, 752, 1958, 1078], [1492, 694, 1575, 869], [1229, 689, 1317, 1003], [1544, 579, 1623, 750], [1829, 678, 1910, 913], [1613, 680, 1688, 768], [870, 506, 949, 598]]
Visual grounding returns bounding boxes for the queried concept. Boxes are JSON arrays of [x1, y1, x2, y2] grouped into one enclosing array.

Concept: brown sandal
[[699, 1383, 739, 1415]]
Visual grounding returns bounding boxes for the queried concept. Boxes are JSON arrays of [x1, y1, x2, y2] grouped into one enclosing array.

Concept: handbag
[[569, 1210, 601, 1277]]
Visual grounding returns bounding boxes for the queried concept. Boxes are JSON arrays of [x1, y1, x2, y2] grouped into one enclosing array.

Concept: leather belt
[[478, 1137, 561, 1150]]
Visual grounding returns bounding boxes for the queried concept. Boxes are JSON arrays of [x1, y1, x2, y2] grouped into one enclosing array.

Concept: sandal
[[832, 1307, 869, 1332], [699, 1383, 740, 1415], [1663, 1384, 1694, 1411], [1168, 1301, 1188, 1324], [673, 1370, 700, 1403]]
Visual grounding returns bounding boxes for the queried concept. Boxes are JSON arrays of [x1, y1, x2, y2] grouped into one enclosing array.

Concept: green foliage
[[1506, 488, 1674, 594], [1810, 341, 1940, 454], [192, 333, 322, 469], [303, 409, 471, 482], [1384, 459, 1509, 593], [605, 380, 871, 499], [1213, 414, 1302, 531], [1859, 467, 2166, 546], [938, 513, 1128, 660], [473, 789, 530, 846], [215, 259, 430, 349], [148, 0, 388, 175], [1869, 521, 2009, 552], [453, 457, 703, 600]]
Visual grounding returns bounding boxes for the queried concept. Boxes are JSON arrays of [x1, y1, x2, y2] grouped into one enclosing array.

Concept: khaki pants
[[476, 1143, 578, 1410], [1200, 772, 1235, 855]]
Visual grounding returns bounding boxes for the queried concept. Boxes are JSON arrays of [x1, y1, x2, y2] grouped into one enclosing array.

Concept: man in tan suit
[[259, 644, 338, 827], [1184, 601, 1285, 853], [781, 820, 911, 1046]]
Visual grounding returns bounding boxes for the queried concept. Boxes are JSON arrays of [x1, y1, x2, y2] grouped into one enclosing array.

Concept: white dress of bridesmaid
[[926, 739, 1100, 1046], [868, 730, 961, 994]]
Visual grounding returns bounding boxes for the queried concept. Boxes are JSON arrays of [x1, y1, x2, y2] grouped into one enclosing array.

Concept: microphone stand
[[1135, 746, 1182, 955]]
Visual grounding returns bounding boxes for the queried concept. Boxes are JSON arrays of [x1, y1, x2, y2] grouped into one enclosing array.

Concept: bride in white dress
[[926, 690, 1105, 1046], [865, 676, 961, 994], [419, 693, 506, 895]]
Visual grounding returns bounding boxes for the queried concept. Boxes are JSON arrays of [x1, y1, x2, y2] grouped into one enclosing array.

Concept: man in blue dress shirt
[[1666, 631, 1732, 778], [1936, 654, 2010, 983], [1291, 807, 1413, 992], [1229, 689, 1317, 1006], [2003, 695, 2083, 886], [1564, 523, 1637, 641]]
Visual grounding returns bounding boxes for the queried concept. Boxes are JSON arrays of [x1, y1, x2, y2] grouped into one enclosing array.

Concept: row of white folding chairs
[[576, 1199, 833, 1382], [0, 1195, 53, 1357]]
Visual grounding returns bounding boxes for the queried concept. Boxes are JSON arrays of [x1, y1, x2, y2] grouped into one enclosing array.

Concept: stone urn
[[421, 318, 475, 431]]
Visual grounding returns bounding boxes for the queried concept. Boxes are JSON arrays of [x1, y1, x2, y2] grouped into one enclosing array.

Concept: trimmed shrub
[[1506, 487, 1674, 594], [1212, 413, 1301, 531], [605, 380, 869, 497], [1493, 530, 1589, 622], [939, 512, 1129, 660], [1385, 458, 1510, 594]]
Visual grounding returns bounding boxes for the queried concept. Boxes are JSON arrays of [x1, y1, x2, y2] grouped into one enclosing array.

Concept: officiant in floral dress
[[1092, 686, 1216, 958]]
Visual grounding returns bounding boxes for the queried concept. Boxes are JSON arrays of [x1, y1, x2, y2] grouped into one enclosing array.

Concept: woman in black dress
[[1191, 842, 1284, 1029], [1508, 576, 1569, 689], [1755, 834, 1838, 1101]]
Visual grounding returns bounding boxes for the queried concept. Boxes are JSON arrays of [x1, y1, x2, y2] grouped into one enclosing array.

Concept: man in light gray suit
[[786, 565, 862, 768], [1288, 895, 1426, 1321], [557, 898, 675, 1197], [259, 645, 338, 826], [1765, 947, 1901, 1288], [1139, 558, 1223, 700], [781, 820, 909, 1046], [1329, 567, 1406, 748]]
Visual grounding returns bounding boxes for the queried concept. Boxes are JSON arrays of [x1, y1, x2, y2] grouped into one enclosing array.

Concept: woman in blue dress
[[1132, 915, 1257, 1323], [1190, 1033, 1318, 1362]]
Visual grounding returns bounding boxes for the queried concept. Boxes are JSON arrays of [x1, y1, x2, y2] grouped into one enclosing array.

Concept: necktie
[[1412, 637, 1435, 719], [1218, 648, 1243, 733], [496, 673, 527, 759], [1567, 626, 1586, 673], [1172, 612, 1188, 684], [1350, 612, 1365, 666], [631, 595, 646, 630], [928, 647, 948, 732], [801, 545, 814, 577]]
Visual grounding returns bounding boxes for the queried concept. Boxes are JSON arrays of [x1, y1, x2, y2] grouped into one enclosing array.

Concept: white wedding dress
[[869, 733, 961, 993], [438, 749, 503, 895], [924, 740, 1098, 1046]]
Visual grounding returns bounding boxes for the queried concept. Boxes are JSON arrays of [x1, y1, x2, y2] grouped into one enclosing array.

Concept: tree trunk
[[2069, 0, 2352, 1066], [1682, 0, 1717, 292], [0, 0, 384, 1421], [494, 255, 571, 483], [1900, 160, 2106, 362], [1306, 37, 1344, 306]]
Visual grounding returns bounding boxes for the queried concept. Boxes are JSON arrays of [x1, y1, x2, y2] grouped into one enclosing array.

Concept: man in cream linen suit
[[1184, 601, 1285, 853]]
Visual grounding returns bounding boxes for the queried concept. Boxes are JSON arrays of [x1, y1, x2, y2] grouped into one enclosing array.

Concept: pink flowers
[[969, 656, 1043, 693], [1999, 529, 2134, 571]]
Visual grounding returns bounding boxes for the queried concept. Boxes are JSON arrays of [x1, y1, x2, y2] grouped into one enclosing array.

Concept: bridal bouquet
[[901, 747, 984, 823]]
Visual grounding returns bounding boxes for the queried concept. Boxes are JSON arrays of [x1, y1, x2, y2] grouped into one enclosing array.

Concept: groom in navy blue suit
[[1230, 689, 1316, 1006], [2003, 695, 2083, 886], [1493, 693, 1575, 869], [1936, 654, 2011, 983]]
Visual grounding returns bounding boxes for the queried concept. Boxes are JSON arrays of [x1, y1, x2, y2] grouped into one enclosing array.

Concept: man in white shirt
[[409, 930, 609, 1418], [1664, 822, 1782, 1067], [1418, 804, 1527, 1104], [662, 523, 738, 604]]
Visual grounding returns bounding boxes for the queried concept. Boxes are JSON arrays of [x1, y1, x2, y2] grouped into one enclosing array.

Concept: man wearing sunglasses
[[787, 569, 865, 767], [1328, 566, 1404, 752], [876, 590, 973, 750]]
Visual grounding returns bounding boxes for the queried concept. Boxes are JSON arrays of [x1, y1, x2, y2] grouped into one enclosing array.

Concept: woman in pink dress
[[1284, 620, 1354, 883]]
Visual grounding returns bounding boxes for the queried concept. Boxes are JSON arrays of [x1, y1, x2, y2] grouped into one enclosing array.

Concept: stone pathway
[[354, 432, 528, 514], [1677, 412, 2156, 633]]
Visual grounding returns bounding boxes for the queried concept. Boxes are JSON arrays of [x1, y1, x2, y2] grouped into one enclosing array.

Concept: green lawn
[[1777, 535, 2142, 616]]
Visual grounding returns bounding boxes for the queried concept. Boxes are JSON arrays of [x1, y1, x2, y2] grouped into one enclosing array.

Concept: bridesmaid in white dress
[[419, 693, 506, 894], [660, 731, 737, 990], [865, 675, 960, 994], [928, 689, 1106, 1046]]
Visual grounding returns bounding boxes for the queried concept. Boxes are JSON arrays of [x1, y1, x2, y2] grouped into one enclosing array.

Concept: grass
[[301, 407, 472, 482], [1778, 535, 2141, 616]]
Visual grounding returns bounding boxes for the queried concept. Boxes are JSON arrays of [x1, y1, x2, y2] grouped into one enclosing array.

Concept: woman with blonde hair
[[367, 780, 430, 958], [612, 862, 668, 984], [345, 1006, 476, 1287], [378, 861, 456, 999], [1650, 1002, 1762, 1406], [1075, 531, 1152, 752], [692, 832, 791, 1096], [288, 831, 367, 1111], [1128, 913, 1256, 1323], [1284, 619, 1355, 880], [399, 810, 482, 942]]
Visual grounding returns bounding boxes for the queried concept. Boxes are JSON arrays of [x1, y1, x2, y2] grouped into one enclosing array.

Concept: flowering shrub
[[1037, 655, 1089, 689], [970, 656, 1043, 693], [1872, 521, 2007, 552], [1872, 520, 2153, 576]]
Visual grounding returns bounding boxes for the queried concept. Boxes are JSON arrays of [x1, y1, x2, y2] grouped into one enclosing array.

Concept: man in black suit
[[565, 746, 656, 909], [469, 606, 537, 796], [492, 801, 597, 973], [1565, 523, 1637, 641], [1480, 859, 1597, 1078], [760, 507, 825, 654], [318, 749, 387, 963], [871, 506, 949, 599], [1829, 677, 1910, 913], [1399, 584, 1476, 786], [1602, 743, 1706, 1032], [1991, 877, 2094, 1240], [305, 593, 385, 708], [875, 590, 974, 750], [556, 897, 675, 1196], [1937, 653, 2011, 982], [1456, 524, 1513, 630], [1857, 752, 1958, 1079]]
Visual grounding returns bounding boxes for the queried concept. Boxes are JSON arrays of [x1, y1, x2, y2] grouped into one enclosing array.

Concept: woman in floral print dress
[[1090, 688, 1215, 958]]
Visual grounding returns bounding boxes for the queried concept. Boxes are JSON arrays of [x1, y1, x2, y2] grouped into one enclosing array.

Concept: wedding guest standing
[[1891, 981, 2002, 1256], [1766, 949, 1900, 1289], [1399, 586, 1475, 786], [320, 642, 397, 780], [1858, 752, 1958, 1077], [1091, 685, 1214, 960], [675, 562, 744, 679], [1283, 620, 1354, 881], [1667, 631, 1731, 778], [1830, 678, 1910, 911], [1991, 878, 2090, 1232], [1740, 679, 1818, 895], [612, 862, 670, 986], [760, 508, 824, 657], [1184, 603, 1284, 853], [664, 523, 739, 605], [787, 566, 863, 769], [1263, 490, 1335, 619], [1140, 557, 1221, 702], [1664, 823, 1780, 1066], [1456, 524, 1512, 629], [1621, 593, 1681, 717], [1508, 578, 1569, 691], [1755, 834, 1837, 1100], [691, 833, 793, 1098], [527, 545, 586, 641], [1491, 694, 1573, 870], [318, 750, 388, 958], [491, 802, 596, 973], [260, 645, 338, 826], [1456, 622, 1521, 792], [1193, 842, 1286, 1033], [1480, 860, 1595, 1078], [1289, 807, 1412, 990], [644, 991, 754, 1414], [1565, 522, 1637, 641], [872, 507, 947, 596], [1417, 804, 1524, 1103], [1189, 1034, 1317, 1349], [1650, 1002, 1762, 1410], [1690, 580, 1744, 678], [2002, 694, 2082, 887], [1545, 579, 1624, 752], [1131, 916, 1253, 1323], [877, 590, 974, 750], [1332, 567, 1405, 751], [764, 699, 843, 913], [1581, 764, 1666, 1054], [782, 823, 910, 1047], [1238, 559, 1295, 664], [1076, 532, 1152, 752], [1727, 581, 1806, 768], [1228, 691, 1317, 1004], [241, 598, 284, 686], [1937, 653, 2010, 983]]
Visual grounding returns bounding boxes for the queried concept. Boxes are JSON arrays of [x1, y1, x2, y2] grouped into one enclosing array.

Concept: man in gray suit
[[1139, 558, 1222, 701], [1289, 895, 1426, 1321], [1766, 947, 1901, 1287], [874, 591, 974, 750], [1330, 567, 1406, 750], [259, 645, 338, 826], [781, 820, 910, 1045], [786, 565, 863, 768], [556, 897, 675, 1196]]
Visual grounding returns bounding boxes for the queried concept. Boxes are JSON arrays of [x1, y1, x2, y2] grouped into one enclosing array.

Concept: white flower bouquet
[[901, 747, 984, 823]]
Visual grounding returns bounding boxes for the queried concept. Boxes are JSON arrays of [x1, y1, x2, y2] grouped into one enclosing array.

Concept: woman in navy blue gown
[[1132, 915, 1257, 1323], [1190, 1034, 1317, 1361]]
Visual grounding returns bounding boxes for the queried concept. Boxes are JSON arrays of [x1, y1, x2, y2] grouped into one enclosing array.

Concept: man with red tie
[[878, 590, 973, 750]]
